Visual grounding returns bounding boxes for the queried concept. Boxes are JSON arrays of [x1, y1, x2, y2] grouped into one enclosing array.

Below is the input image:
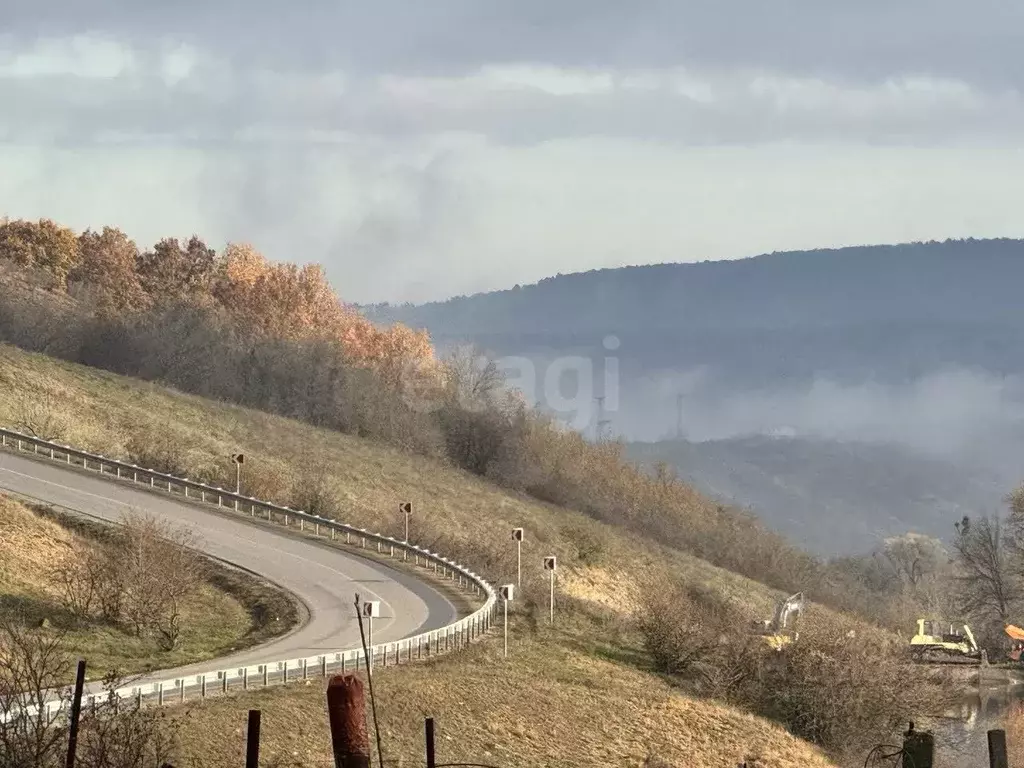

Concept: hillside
[[363, 238, 1024, 556], [0, 341, 890, 767], [626, 437, 1007, 555]]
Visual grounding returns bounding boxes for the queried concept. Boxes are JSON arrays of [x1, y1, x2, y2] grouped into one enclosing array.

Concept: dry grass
[[0, 494, 280, 683], [181, 617, 837, 768], [0, 343, 869, 765], [0, 342, 812, 624]]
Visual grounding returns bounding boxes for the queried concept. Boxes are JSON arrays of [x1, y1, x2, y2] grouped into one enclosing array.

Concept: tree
[[952, 514, 1020, 625], [0, 615, 72, 768], [879, 532, 947, 589], [71, 227, 150, 314], [0, 218, 80, 286], [135, 235, 217, 306]]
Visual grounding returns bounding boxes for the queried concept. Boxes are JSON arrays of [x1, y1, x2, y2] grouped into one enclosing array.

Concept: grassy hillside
[[0, 341, 868, 766]]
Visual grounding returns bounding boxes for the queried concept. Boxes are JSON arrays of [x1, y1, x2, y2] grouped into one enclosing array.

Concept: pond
[[915, 672, 1024, 767]]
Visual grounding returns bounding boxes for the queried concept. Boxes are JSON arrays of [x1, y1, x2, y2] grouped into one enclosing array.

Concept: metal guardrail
[[0, 426, 498, 720]]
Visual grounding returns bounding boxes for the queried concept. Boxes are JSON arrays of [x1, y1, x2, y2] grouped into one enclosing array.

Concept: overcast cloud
[[2, 3, 1024, 302]]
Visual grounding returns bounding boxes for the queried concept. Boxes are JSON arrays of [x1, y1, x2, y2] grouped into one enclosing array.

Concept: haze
[[5, 3, 1024, 303]]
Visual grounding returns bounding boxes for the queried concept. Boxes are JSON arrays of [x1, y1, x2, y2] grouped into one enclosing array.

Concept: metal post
[[326, 675, 371, 768], [549, 568, 555, 623], [65, 660, 87, 768], [425, 717, 436, 768], [246, 710, 261, 768], [367, 617, 373, 673], [503, 599, 509, 657]]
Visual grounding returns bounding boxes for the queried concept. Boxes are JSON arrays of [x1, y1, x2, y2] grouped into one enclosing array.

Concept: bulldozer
[[908, 619, 980, 663], [753, 592, 804, 651]]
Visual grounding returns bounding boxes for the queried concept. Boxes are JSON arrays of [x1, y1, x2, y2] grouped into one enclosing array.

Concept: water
[[917, 677, 1024, 767]]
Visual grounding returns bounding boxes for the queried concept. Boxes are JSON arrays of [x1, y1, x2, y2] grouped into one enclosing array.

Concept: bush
[[636, 576, 959, 756]]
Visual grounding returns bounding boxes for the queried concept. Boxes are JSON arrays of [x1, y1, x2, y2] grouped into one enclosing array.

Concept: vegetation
[[0, 217, 937, 629], [0, 216, 987, 762], [0, 611, 185, 768], [0, 495, 297, 682]]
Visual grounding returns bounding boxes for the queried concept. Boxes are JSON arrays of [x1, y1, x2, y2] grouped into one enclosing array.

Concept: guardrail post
[[243, 668, 248, 690], [303, 659, 309, 681], [201, 675, 207, 698], [179, 680, 184, 703], [284, 661, 289, 683], [263, 665, 269, 687], [222, 672, 228, 693], [322, 657, 328, 677], [158, 683, 164, 706]]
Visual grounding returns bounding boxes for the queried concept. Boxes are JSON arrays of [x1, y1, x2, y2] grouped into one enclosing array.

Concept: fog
[[515, 360, 1024, 463]]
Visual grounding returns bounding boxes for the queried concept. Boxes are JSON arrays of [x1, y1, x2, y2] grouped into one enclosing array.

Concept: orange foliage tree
[[212, 242, 441, 394], [71, 227, 151, 315], [0, 218, 80, 286]]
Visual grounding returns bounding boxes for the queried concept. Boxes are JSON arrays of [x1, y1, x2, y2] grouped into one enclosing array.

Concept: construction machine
[[1005, 624, 1024, 662], [753, 592, 804, 650], [908, 619, 980, 663]]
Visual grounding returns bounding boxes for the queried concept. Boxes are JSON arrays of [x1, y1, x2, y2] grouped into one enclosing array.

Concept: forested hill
[[363, 238, 1024, 382], [366, 238, 1024, 333]]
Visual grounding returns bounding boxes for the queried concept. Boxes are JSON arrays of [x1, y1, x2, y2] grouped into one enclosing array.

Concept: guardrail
[[0, 426, 498, 720]]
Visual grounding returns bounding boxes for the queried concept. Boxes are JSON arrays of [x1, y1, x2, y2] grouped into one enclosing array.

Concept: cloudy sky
[[3, 2, 1024, 304]]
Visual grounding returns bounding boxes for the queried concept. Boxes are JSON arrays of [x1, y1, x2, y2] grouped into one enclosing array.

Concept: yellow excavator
[[908, 619, 980, 663], [753, 592, 804, 650]]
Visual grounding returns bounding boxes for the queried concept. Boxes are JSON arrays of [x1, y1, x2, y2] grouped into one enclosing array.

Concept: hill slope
[[626, 436, 1007, 555], [0, 341, 855, 767]]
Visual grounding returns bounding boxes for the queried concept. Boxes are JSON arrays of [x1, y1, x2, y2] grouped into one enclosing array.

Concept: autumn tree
[[70, 227, 150, 314], [135, 235, 217, 306], [0, 218, 80, 286], [212, 242, 350, 340]]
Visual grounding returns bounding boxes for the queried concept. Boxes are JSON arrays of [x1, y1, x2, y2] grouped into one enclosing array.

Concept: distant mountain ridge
[[365, 238, 1024, 335]]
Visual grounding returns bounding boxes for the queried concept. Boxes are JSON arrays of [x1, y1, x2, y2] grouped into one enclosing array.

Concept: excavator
[[753, 592, 804, 650], [908, 619, 980, 663]]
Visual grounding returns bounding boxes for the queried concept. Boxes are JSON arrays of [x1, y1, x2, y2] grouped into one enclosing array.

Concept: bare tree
[[879, 532, 948, 589], [0, 615, 72, 768], [952, 514, 1021, 624], [441, 345, 503, 410], [51, 543, 101, 619], [76, 673, 182, 768], [0, 618, 184, 768], [119, 512, 205, 649]]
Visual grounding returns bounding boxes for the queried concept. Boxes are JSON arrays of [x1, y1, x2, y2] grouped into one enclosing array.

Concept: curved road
[[0, 449, 459, 692]]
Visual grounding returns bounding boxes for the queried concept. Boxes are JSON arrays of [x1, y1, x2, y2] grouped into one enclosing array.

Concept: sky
[[3, 2, 1024, 304]]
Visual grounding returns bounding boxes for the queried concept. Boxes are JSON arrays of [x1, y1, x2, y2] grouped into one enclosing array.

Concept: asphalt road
[[0, 449, 459, 693]]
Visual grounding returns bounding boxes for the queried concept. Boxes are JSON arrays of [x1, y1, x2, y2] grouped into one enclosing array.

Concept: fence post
[[903, 723, 934, 768], [326, 675, 371, 768], [64, 659, 87, 768], [425, 717, 436, 768], [989, 729, 1008, 768], [246, 710, 262, 768]]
